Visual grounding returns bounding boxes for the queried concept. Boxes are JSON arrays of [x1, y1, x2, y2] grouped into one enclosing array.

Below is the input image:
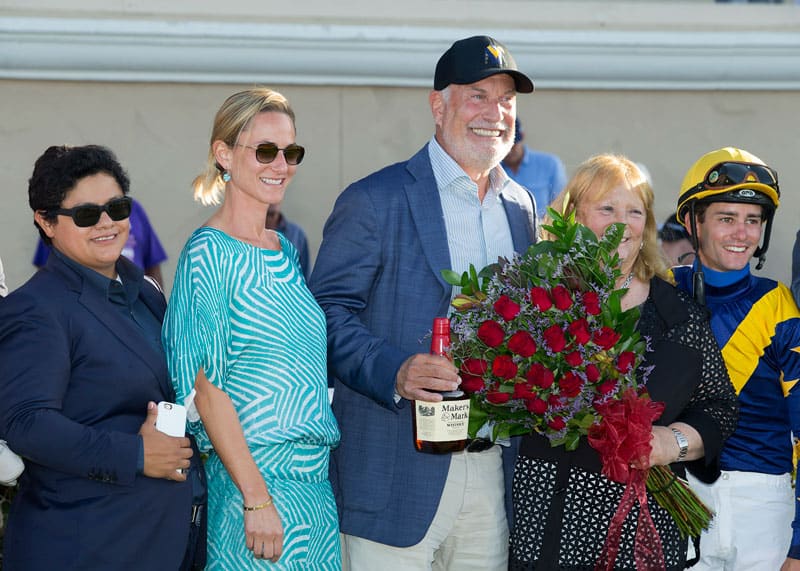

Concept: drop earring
[[222, 171, 231, 182]]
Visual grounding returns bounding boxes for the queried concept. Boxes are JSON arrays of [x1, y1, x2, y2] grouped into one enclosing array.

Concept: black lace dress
[[509, 277, 738, 571]]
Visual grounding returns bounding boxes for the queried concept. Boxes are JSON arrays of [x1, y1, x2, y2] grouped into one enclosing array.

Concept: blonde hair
[[543, 154, 669, 282], [193, 88, 296, 206]]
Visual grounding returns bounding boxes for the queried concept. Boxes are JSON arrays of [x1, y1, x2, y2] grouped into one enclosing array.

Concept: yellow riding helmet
[[676, 147, 780, 226]]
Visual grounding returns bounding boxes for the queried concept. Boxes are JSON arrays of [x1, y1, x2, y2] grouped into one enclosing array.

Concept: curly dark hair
[[29, 145, 130, 245]]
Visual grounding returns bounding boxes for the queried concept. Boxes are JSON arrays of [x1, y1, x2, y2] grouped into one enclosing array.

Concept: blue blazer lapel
[[402, 149, 536, 288], [404, 147, 452, 292], [48, 255, 172, 398], [80, 289, 167, 382], [501, 184, 537, 253]]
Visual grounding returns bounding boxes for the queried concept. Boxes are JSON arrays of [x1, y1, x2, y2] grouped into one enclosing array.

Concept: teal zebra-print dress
[[163, 227, 341, 570]]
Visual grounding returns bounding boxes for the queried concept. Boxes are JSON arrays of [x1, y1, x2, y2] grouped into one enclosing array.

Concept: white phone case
[[155, 401, 187, 437], [0, 439, 24, 486]]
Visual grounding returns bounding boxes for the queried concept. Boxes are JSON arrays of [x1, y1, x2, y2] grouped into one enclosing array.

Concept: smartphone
[[155, 401, 187, 437]]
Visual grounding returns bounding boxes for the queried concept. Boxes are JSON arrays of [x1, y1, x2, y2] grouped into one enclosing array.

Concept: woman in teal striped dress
[[162, 88, 340, 570]]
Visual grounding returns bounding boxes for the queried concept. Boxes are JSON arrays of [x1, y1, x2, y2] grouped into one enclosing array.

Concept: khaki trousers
[[342, 445, 508, 571]]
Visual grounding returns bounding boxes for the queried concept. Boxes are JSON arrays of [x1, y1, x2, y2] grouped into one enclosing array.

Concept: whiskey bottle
[[413, 317, 471, 453]]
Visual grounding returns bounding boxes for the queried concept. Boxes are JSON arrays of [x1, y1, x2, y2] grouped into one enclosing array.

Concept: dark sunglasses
[[50, 196, 133, 228], [703, 161, 778, 191], [237, 143, 305, 166]]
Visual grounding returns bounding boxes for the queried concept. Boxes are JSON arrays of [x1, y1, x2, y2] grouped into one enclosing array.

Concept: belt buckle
[[466, 438, 493, 453]]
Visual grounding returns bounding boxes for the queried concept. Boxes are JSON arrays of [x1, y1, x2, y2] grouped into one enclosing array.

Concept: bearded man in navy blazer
[[309, 36, 537, 570]]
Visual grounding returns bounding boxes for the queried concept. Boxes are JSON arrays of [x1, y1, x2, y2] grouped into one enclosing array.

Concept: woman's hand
[[244, 500, 284, 562], [138, 401, 192, 480], [646, 426, 679, 467]]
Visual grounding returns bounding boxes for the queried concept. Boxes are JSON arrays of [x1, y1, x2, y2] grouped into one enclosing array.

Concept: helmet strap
[[753, 210, 774, 270], [687, 202, 701, 253], [687, 202, 705, 304], [692, 267, 706, 306]]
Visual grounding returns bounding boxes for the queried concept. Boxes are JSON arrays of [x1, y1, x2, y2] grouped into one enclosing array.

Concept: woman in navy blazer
[[0, 145, 200, 570]]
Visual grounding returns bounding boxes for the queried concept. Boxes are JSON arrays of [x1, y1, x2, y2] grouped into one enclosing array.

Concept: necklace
[[621, 272, 633, 290]]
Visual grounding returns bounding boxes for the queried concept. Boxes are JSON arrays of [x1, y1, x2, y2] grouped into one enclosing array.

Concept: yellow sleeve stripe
[[721, 283, 800, 395]]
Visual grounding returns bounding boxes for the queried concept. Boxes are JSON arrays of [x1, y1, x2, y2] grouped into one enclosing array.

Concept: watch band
[[671, 427, 689, 462]]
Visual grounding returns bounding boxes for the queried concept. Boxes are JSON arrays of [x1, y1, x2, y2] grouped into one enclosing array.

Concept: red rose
[[530, 287, 552, 311], [526, 397, 548, 415], [616, 351, 636, 373], [477, 320, 505, 347], [567, 318, 592, 345], [564, 351, 583, 367], [543, 324, 567, 353], [508, 331, 537, 357], [513, 383, 535, 400], [548, 394, 563, 407], [492, 355, 519, 380], [598, 379, 617, 395], [582, 291, 601, 315], [593, 327, 621, 350], [486, 391, 511, 404], [525, 363, 555, 389], [559, 371, 584, 398], [585, 363, 601, 382], [551, 285, 574, 311], [548, 416, 566, 431], [462, 358, 489, 376], [493, 295, 521, 321], [460, 374, 485, 393], [525, 363, 556, 389]]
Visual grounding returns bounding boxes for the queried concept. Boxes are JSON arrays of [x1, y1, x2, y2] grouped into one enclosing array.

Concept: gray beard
[[441, 135, 513, 175]]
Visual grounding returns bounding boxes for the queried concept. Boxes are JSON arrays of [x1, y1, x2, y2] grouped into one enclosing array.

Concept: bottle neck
[[430, 334, 450, 357]]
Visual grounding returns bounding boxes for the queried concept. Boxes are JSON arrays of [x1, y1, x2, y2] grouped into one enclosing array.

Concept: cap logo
[[486, 44, 506, 66], [708, 170, 719, 184], [737, 189, 756, 198]]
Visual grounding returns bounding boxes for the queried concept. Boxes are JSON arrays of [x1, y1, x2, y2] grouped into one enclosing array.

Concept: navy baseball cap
[[434, 36, 534, 93]]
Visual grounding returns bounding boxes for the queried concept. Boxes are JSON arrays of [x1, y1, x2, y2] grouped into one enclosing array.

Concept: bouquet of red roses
[[442, 207, 712, 545]]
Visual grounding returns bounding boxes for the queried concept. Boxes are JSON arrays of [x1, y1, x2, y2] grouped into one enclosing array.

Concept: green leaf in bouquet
[[599, 222, 625, 250], [527, 253, 558, 284], [603, 290, 625, 323], [493, 422, 512, 442], [572, 410, 598, 430], [563, 429, 582, 451], [469, 264, 480, 289], [548, 431, 578, 450], [574, 223, 598, 247], [479, 262, 503, 291], [441, 269, 462, 286], [467, 394, 489, 439], [460, 274, 475, 296]]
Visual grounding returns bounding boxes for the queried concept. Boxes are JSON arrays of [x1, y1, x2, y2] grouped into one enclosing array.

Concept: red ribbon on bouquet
[[588, 388, 666, 571]]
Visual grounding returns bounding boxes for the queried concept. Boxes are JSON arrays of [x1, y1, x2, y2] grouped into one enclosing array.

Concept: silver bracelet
[[671, 427, 689, 462]]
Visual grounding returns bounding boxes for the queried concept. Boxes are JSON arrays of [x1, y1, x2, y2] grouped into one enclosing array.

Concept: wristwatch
[[671, 427, 689, 462]]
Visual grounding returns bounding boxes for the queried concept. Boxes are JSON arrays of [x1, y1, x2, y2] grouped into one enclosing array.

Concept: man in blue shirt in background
[[501, 118, 566, 219]]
